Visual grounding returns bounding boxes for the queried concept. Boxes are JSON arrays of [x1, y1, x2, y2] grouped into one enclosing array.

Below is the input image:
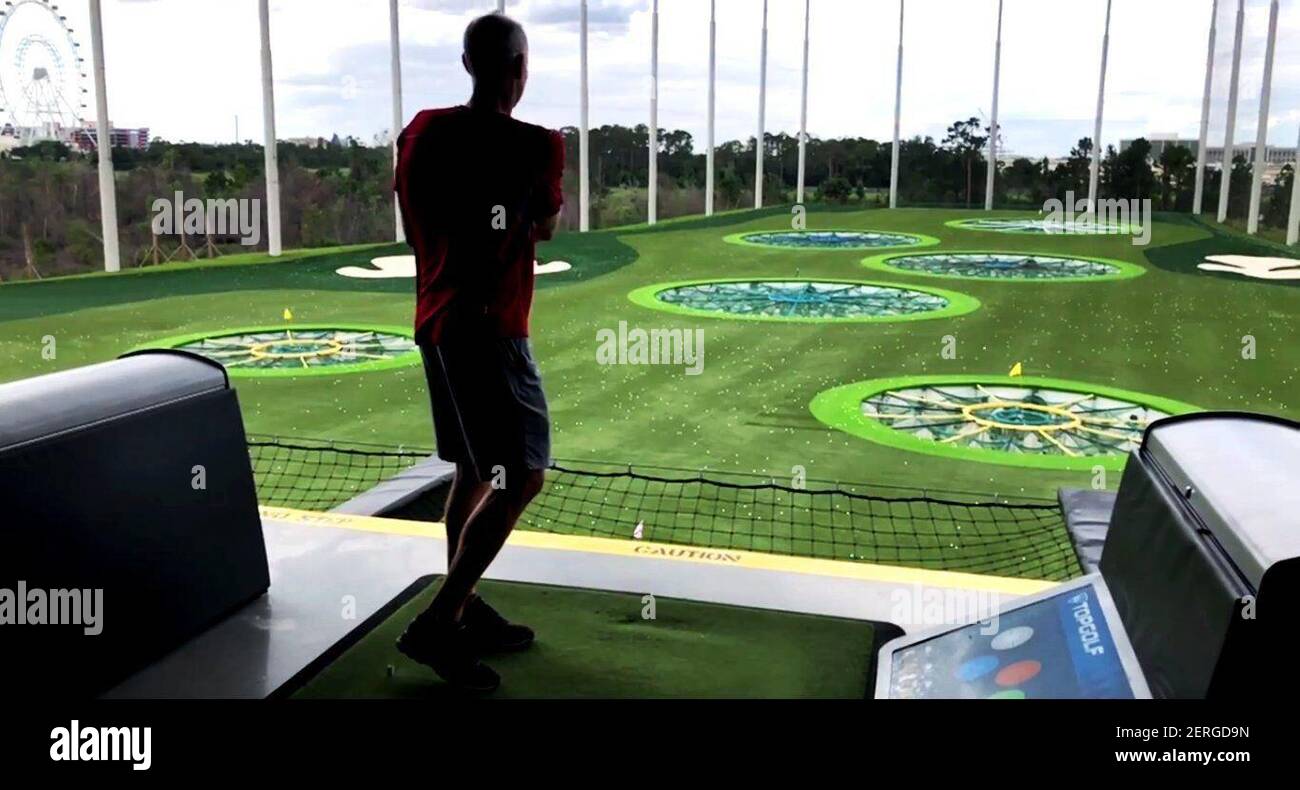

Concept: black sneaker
[[462, 595, 535, 653], [396, 615, 501, 693]]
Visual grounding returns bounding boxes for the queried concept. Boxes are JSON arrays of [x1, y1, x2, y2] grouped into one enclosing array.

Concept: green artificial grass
[[289, 577, 880, 699], [2, 206, 1297, 508]]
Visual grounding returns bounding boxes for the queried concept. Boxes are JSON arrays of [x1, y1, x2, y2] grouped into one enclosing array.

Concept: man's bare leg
[[428, 468, 545, 623], [442, 464, 491, 580]]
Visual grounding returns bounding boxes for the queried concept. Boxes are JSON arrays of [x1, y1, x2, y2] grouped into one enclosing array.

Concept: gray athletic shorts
[[420, 337, 551, 482]]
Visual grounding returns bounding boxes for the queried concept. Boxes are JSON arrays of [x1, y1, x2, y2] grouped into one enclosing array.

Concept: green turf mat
[[291, 577, 880, 699]]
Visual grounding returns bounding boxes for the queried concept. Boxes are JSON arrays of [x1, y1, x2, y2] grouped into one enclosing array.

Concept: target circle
[[862, 251, 1145, 282], [628, 278, 980, 323], [725, 229, 940, 250], [810, 375, 1200, 470], [945, 217, 1135, 236], [138, 324, 420, 377]]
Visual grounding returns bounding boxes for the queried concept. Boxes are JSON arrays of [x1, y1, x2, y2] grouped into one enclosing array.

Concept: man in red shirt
[[393, 12, 563, 693]]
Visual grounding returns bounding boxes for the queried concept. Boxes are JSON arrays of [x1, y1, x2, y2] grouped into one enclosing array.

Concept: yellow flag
[[1009, 362, 1023, 377], [283, 308, 293, 321]]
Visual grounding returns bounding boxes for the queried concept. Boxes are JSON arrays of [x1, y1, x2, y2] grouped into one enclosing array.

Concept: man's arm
[[534, 212, 559, 241], [531, 129, 566, 242]]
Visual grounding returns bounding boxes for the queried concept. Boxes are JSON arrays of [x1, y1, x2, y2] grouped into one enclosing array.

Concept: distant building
[[286, 136, 327, 148], [1121, 133, 1296, 183], [70, 122, 150, 152], [1120, 134, 1201, 161]]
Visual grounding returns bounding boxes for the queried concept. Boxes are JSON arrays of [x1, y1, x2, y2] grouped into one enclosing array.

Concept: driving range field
[[1, 207, 1296, 509]]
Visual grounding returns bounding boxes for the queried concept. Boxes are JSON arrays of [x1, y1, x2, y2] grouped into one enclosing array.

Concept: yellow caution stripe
[[259, 505, 1056, 597]]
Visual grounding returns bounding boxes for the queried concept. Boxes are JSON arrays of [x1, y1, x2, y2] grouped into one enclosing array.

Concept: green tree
[[819, 176, 852, 203], [1157, 144, 1196, 210], [942, 117, 988, 208]]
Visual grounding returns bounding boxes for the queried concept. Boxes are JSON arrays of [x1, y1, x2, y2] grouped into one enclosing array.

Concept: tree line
[[0, 119, 1293, 280]]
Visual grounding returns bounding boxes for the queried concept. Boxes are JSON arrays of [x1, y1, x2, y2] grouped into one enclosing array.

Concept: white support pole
[[389, 0, 405, 243], [796, 0, 810, 205], [1218, 0, 1246, 224], [755, 0, 768, 209], [1087, 0, 1112, 213], [579, 0, 590, 231], [890, 0, 904, 209], [984, 0, 1003, 211], [1289, 125, 1300, 246], [497, 0, 505, 13], [1193, 0, 1219, 215], [1247, 0, 1280, 235], [88, 0, 119, 273], [648, 0, 658, 225], [705, 0, 716, 216], [259, 0, 283, 257]]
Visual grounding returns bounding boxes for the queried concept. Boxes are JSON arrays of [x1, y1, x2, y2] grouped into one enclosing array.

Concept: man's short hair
[[464, 14, 527, 79]]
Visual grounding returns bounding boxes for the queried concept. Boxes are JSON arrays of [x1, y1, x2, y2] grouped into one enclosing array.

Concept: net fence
[[248, 435, 1081, 581]]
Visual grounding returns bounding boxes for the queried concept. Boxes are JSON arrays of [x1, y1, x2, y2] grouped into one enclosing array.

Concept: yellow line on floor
[[259, 505, 1056, 597]]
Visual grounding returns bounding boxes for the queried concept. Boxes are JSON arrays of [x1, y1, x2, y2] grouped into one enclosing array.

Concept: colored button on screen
[[957, 655, 999, 682], [995, 660, 1042, 686], [990, 626, 1034, 651]]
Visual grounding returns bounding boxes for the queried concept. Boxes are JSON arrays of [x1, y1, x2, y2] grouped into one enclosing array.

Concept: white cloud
[[56, 0, 1300, 157]]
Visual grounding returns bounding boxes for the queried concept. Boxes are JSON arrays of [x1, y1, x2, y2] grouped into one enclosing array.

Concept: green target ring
[[723, 229, 941, 250], [861, 250, 1146, 283], [628, 278, 981, 323], [135, 324, 420, 378], [810, 374, 1201, 471]]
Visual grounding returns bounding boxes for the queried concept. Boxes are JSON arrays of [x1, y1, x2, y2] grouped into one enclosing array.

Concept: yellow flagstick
[[283, 307, 293, 340]]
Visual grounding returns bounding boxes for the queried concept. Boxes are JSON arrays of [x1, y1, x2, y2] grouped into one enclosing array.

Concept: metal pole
[[1246, 0, 1279, 235], [648, 0, 658, 225], [259, 0, 283, 256], [580, 0, 590, 231], [796, 0, 810, 205], [497, 0, 505, 13], [984, 0, 1003, 211], [389, 0, 405, 243], [1288, 124, 1300, 245], [890, 0, 904, 209], [755, 0, 768, 209], [88, 0, 119, 273], [1087, 0, 1112, 213], [1218, 0, 1246, 224], [706, 0, 716, 216], [1192, 0, 1219, 215]]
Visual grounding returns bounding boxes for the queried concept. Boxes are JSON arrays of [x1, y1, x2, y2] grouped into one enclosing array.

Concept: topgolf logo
[[152, 192, 261, 246], [1041, 191, 1151, 246]]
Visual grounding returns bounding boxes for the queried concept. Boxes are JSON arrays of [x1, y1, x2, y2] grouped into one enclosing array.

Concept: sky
[[41, 0, 1300, 158]]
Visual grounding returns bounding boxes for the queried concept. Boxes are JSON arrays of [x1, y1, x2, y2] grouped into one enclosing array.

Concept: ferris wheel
[[0, 0, 88, 141]]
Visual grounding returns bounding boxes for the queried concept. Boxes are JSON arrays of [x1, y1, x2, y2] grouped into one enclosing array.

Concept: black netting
[[248, 435, 431, 512], [248, 436, 1080, 581]]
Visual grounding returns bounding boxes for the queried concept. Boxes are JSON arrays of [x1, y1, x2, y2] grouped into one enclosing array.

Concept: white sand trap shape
[[1197, 255, 1300, 281], [534, 260, 572, 274], [336, 255, 571, 279]]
